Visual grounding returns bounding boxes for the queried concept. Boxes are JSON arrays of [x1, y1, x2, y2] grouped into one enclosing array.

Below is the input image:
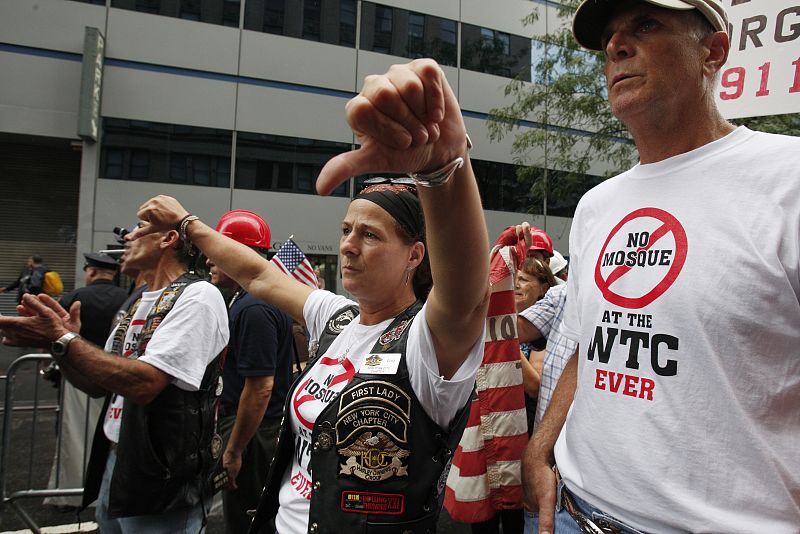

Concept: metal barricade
[[0, 353, 97, 533]]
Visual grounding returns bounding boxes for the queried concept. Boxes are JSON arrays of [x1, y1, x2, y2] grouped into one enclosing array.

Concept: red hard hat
[[528, 228, 554, 258], [215, 210, 271, 250]]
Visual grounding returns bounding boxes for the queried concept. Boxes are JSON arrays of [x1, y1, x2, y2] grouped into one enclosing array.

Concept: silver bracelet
[[407, 134, 474, 188], [178, 214, 199, 245]]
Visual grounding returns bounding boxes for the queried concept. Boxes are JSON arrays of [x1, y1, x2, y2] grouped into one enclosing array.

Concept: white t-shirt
[[275, 290, 484, 534], [103, 281, 229, 443], [557, 127, 800, 533]]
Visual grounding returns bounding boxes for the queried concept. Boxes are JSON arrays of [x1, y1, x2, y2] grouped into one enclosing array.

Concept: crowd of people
[[1, 0, 798, 532]]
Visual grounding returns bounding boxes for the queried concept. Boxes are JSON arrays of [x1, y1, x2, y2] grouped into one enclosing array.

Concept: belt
[[556, 467, 622, 534]]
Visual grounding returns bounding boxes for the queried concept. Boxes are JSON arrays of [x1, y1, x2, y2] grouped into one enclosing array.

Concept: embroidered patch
[[336, 381, 411, 482], [341, 491, 405, 515], [328, 308, 357, 334], [155, 289, 179, 313], [378, 319, 411, 347], [150, 315, 163, 331]]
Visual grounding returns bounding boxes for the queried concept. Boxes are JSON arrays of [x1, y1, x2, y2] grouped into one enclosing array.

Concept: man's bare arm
[[518, 316, 544, 343], [521, 348, 578, 534], [58, 338, 172, 405], [0, 294, 171, 404], [223, 375, 274, 488]]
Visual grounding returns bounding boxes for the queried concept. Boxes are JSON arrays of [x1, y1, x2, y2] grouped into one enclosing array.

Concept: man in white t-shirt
[[523, 1, 800, 533], [0, 220, 229, 533]]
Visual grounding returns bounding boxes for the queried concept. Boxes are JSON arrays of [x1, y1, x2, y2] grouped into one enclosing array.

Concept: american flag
[[271, 238, 319, 288]]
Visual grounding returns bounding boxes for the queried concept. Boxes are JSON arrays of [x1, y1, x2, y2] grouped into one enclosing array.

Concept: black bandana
[[356, 185, 425, 241]]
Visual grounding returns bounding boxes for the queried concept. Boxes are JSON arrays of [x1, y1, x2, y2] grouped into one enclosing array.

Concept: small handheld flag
[[271, 238, 319, 288]]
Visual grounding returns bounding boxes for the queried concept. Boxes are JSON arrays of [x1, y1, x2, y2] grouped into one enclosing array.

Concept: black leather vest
[[81, 274, 225, 517], [250, 301, 471, 534]]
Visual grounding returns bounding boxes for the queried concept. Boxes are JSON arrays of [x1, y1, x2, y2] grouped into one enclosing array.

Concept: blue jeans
[[95, 448, 209, 534], [523, 478, 645, 534]]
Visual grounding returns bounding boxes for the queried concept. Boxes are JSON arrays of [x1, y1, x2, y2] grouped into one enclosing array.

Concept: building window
[[435, 19, 457, 65], [260, 0, 285, 33], [372, 4, 393, 53], [360, 2, 456, 67], [235, 132, 351, 197], [544, 170, 604, 217], [407, 13, 425, 58], [339, 0, 356, 48], [222, 0, 240, 27], [472, 159, 530, 212], [105, 149, 124, 178], [179, 0, 201, 21], [245, 0, 356, 48], [111, 0, 242, 27], [100, 118, 232, 188], [472, 158, 603, 216], [134, 0, 159, 14], [302, 0, 321, 41], [461, 23, 531, 80], [130, 150, 150, 179]]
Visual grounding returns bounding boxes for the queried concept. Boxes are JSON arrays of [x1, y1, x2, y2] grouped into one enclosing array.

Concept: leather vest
[[81, 274, 226, 517], [250, 301, 472, 534]]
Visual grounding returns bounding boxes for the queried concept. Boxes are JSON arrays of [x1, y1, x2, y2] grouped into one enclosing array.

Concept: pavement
[[0, 344, 471, 533]]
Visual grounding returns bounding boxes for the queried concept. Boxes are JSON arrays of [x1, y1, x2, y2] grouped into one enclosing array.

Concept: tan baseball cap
[[572, 0, 728, 51]]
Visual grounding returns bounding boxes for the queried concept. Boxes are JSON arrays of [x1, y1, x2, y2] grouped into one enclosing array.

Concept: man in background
[[45, 252, 129, 509], [0, 219, 229, 533], [548, 251, 568, 283], [525, 0, 800, 532], [211, 210, 294, 533], [1, 255, 48, 303]]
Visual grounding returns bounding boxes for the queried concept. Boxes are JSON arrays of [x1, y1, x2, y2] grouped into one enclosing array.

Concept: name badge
[[360, 353, 401, 375]]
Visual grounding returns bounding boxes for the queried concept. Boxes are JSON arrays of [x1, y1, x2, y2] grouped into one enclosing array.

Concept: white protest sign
[[715, 0, 800, 119]]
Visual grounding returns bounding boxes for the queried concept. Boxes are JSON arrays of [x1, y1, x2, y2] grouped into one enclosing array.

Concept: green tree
[[487, 1, 637, 216], [733, 113, 800, 136], [486, 2, 799, 217]]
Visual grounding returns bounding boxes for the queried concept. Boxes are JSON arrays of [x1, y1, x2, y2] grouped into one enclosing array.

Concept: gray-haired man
[[523, 1, 800, 533]]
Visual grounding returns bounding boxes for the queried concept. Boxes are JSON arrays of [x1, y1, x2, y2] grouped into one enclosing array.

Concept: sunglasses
[[359, 176, 417, 195]]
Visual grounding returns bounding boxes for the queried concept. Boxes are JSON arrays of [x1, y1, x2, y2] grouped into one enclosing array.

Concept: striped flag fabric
[[444, 243, 528, 522], [271, 238, 319, 288]]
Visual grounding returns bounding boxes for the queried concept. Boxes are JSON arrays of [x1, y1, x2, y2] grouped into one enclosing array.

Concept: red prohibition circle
[[594, 207, 688, 309]]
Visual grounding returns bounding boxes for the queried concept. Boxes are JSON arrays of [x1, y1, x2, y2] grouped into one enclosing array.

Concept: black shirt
[[222, 291, 294, 419], [60, 279, 129, 346]]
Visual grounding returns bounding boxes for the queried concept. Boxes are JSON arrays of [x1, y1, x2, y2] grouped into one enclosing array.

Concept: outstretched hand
[[0, 294, 79, 348], [316, 59, 469, 195], [494, 223, 534, 269]]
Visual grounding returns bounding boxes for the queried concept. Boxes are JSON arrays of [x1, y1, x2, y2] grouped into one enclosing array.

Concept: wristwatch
[[51, 332, 81, 359]]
